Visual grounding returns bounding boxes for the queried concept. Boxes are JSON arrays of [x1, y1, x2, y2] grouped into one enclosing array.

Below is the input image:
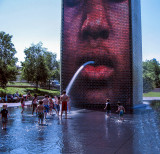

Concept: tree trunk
[[36, 81, 38, 91], [49, 80, 50, 90]]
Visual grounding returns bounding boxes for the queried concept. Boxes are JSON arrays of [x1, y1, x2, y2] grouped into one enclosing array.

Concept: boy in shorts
[[43, 95, 49, 119], [116, 102, 126, 121], [56, 96, 61, 116], [32, 94, 38, 115], [21, 97, 25, 114], [37, 100, 44, 124], [60, 91, 69, 119], [104, 99, 111, 117], [1, 104, 9, 130]]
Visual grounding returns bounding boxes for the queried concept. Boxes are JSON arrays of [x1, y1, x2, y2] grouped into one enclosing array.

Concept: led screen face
[[62, 0, 132, 105]]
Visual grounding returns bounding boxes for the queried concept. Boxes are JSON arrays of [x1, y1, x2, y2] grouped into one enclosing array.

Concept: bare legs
[[61, 110, 67, 119]]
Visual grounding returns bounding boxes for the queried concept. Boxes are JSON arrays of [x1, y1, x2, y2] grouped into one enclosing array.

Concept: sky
[[0, 0, 160, 65], [0, 0, 61, 65], [141, 0, 160, 61]]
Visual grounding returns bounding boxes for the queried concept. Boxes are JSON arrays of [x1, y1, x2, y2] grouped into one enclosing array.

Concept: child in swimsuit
[[37, 100, 44, 124], [1, 104, 9, 130], [21, 97, 25, 114], [104, 99, 111, 117], [116, 102, 126, 121], [32, 94, 38, 115], [43, 95, 49, 119], [55, 96, 61, 116], [49, 97, 54, 115]]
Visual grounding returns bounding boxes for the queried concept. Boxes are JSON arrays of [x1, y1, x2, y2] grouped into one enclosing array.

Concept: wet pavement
[[0, 101, 160, 154]]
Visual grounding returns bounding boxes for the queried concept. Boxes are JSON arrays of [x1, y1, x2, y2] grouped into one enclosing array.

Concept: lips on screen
[[62, 0, 132, 103]]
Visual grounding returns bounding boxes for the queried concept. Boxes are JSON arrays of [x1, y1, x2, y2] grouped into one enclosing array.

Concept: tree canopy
[[0, 31, 18, 88], [143, 58, 160, 92], [21, 42, 59, 88]]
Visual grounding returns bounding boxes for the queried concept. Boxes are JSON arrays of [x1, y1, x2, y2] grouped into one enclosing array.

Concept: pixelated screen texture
[[61, 0, 134, 105]]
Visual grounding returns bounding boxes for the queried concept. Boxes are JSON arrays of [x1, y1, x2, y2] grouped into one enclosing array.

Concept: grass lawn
[[0, 87, 60, 97], [7, 82, 32, 86], [143, 92, 160, 97]]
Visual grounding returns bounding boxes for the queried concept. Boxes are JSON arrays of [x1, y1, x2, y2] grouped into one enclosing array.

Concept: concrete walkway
[[143, 97, 160, 100], [0, 101, 32, 108]]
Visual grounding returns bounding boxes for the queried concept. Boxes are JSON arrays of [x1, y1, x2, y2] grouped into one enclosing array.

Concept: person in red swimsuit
[[60, 90, 69, 119]]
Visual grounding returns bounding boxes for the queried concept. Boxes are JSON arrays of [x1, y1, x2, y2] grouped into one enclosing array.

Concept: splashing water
[[66, 61, 95, 95]]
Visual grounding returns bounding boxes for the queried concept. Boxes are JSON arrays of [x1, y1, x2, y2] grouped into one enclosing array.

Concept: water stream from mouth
[[66, 61, 95, 95]]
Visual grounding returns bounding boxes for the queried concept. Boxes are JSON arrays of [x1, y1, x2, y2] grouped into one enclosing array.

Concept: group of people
[[0, 91, 32, 103], [0, 90, 70, 129], [1, 90, 126, 130], [21, 90, 70, 125]]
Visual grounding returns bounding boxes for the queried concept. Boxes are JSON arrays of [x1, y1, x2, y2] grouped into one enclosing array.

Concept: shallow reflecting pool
[[0, 101, 160, 154]]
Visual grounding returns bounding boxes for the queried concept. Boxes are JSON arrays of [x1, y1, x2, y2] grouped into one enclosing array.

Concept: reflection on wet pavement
[[0, 101, 160, 154]]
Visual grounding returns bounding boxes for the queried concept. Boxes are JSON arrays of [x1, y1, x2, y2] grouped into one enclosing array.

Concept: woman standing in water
[[32, 94, 38, 115], [21, 96, 25, 114]]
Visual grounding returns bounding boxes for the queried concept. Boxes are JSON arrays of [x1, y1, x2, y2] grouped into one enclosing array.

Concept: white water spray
[[66, 61, 94, 95]]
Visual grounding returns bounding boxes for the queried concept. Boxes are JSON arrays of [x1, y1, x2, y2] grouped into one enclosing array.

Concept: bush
[[143, 77, 154, 93]]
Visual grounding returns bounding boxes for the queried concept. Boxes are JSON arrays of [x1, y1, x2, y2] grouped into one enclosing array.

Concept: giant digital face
[[62, 0, 131, 104]]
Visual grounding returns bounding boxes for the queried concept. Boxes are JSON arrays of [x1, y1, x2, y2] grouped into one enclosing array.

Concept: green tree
[[36, 54, 49, 88], [21, 42, 58, 88], [44, 51, 59, 80], [143, 58, 160, 92], [52, 61, 60, 81], [0, 31, 18, 88]]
